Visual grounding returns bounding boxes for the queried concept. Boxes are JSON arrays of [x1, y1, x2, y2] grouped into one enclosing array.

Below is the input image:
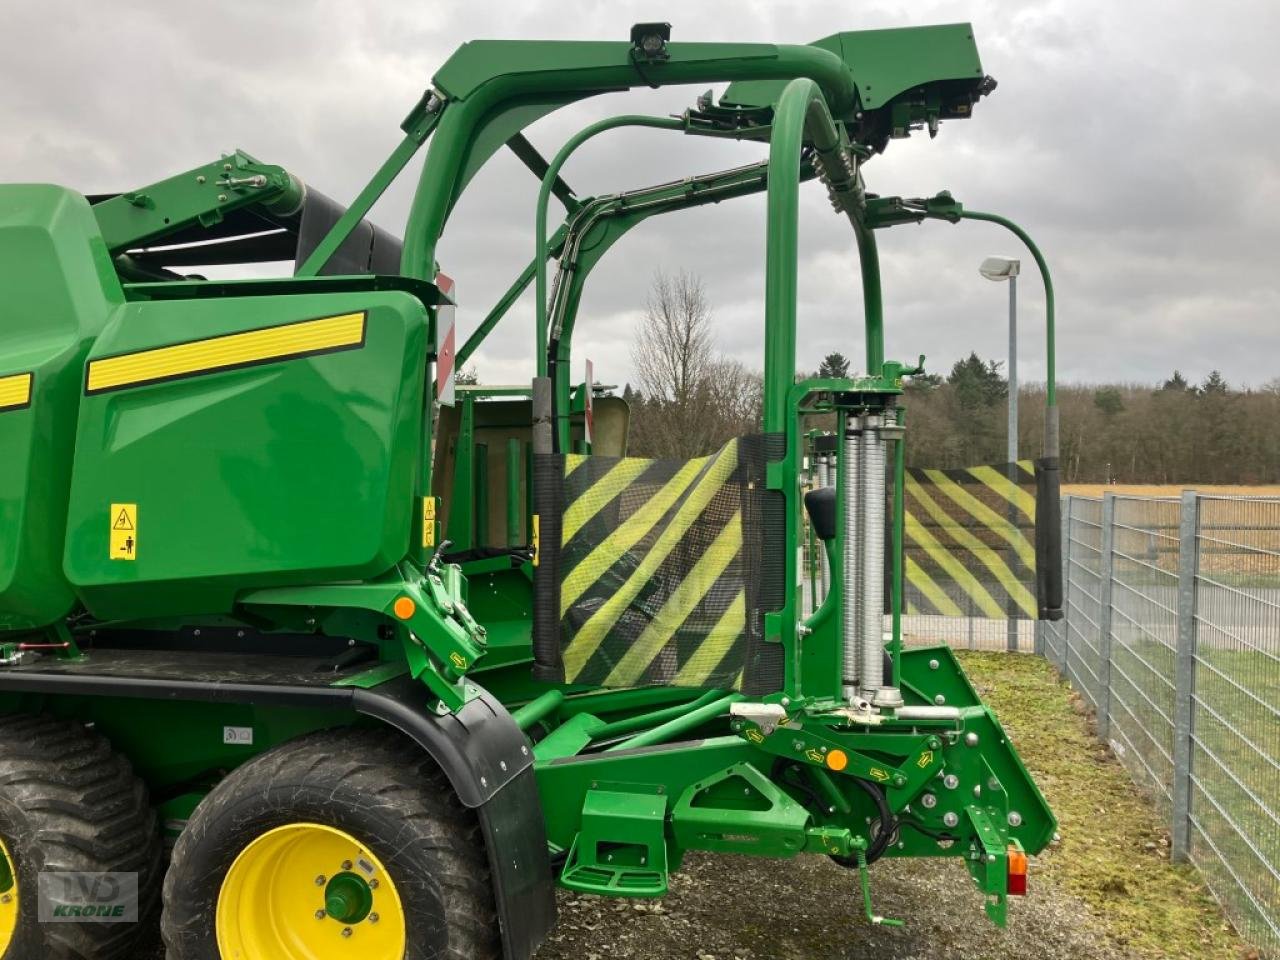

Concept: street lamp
[[978, 256, 1021, 466], [979, 255, 1021, 652]]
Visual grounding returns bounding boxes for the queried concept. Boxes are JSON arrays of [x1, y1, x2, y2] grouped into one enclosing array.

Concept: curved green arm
[[959, 210, 1056, 407], [764, 78, 850, 431], [404, 43, 856, 279], [535, 115, 684, 376]]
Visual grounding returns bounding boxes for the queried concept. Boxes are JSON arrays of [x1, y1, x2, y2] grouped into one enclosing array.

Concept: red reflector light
[[1007, 845, 1028, 896]]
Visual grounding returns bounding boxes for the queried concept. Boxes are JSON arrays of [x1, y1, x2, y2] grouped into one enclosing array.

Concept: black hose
[[774, 760, 897, 867]]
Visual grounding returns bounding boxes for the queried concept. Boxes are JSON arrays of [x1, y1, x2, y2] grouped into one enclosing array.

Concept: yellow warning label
[[109, 503, 137, 561], [449, 652, 466, 671], [531, 514, 540, 567], [422, 498, 437, 548], [917, 750, 934, 769], [868, 767, 890, 783]]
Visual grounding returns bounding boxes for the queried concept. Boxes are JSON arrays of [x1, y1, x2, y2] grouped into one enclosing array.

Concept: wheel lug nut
[[342, 927, 353, 938], [369, 912, 380, 924], [369, 878, 379, 889], [315, 909, 326, 920], [315, 875, 326, 886], [341, 860, 353, 870]]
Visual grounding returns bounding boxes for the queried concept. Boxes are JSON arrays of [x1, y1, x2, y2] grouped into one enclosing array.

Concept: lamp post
[[980, 255, 1021, 652]]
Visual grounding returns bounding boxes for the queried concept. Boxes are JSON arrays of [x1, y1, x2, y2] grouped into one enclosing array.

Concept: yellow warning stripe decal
[[906, 476, 1037, 617], [904, 556, 964, 617], [904, 511, 1004, 617], [85, 312, 366, 394], [563, 439, 740, 680], [558, 456, 708, 618], [966, 464, 1036, 521], [920, 467, 1036, 568], [604, 511, 743, 686], [561, 458, 651, 545], [0, 373, 32, 411], [674, 590, 748, 687]]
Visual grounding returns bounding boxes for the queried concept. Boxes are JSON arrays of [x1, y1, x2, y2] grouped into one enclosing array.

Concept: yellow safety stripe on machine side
[[966, 464, 1036, 520], [906, 475, 1037, 617], [558, 456, 708, 618], [85, 312, 366, 394], [564, 454, 588, 476], [920, 467, 1036, 568], [604, 511, 744, 686], [0, 372, 32, 411], [672, 589, 747, 688], [561, 458, 651, 544], [563, 440, 740, 680]]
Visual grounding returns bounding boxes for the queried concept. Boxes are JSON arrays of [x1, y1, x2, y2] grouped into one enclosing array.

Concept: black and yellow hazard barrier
[[901, 459, 1041, 619], [532, 436, 785, 692]]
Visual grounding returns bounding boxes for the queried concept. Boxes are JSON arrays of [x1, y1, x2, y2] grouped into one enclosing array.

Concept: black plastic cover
[[1035, 457, 1064, 621], [804, 486, 838, 541]]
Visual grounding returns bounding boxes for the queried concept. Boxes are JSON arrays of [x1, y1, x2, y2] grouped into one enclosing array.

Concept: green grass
[[958, 651, 1253, 960]]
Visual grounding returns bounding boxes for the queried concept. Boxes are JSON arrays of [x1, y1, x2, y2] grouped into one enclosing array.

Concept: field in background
[[1063, 484, 1280, 497]]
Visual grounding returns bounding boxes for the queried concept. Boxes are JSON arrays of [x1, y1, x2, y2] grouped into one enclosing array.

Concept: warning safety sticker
[[109, 503, 137, 561]]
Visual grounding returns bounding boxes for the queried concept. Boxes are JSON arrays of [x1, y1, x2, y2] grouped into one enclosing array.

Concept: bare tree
[[630, 270, 726, 458]]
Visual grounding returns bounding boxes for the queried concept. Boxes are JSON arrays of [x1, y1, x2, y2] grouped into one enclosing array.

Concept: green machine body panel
[[63, 291, 428, 620], [0, 186, 124, 631]]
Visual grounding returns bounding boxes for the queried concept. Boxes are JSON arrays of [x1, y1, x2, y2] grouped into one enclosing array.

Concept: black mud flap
[[352, 680, 557, 959]]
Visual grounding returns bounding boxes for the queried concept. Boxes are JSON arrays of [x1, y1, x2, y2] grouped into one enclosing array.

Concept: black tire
[[160, 726, 499, 960], [0, 713, 164, 960]]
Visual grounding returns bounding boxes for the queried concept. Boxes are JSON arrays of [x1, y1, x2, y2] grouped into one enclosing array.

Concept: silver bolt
[[196, 175, 206, 184], [1008, 811, 1023, 827], [369, 912, 380, 924], [943, 812, 959, 828], [217, 194, 227, 202], [521, 746, 528, 756], [193, 629, 201, 637], [793, 740, 805, 751], [315, 875, 326, 886], [934, 694, 946, 705], [964, 732, 979, 747], [223, 162, 232, 171], [973, 784, 982, 798], [342, 927, 353, 938], [988, 776, 1000, 791], [315, 909, 326, 920], [480, 776, 488, 788], [921, 793, 937, 809], [928, 659, 940, 670], [943, 774, 959, 790], [499, 760, 507, 772]]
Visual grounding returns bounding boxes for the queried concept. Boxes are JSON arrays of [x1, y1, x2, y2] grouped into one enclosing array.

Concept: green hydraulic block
[[560, 784, 669, 897]]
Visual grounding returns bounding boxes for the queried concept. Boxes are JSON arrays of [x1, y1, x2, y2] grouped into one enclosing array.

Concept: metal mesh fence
[[1041, 493, 1280, 957]]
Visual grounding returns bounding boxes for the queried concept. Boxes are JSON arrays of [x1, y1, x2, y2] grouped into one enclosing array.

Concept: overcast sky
[[5, 0, 1278, 391]]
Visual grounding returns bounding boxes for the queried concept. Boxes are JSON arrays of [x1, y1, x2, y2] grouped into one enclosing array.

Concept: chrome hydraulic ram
[[841, 414, 862, 702]]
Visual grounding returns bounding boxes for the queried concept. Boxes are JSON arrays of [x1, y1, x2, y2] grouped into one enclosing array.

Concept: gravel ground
[[539, 852, 1125, 960]]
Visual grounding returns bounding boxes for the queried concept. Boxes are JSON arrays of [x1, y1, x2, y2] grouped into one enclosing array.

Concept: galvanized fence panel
[[1186, 495, 1280, 954], [1104, 495, 1182, 817], [939, 492, 1280, 956]]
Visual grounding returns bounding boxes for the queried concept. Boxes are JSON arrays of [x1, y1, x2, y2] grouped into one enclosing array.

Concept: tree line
[[619, 272, 1279, 484]]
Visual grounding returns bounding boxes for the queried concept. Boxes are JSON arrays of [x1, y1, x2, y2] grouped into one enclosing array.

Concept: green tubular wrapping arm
[[535, 116, 684, 376], [402, 43, 856, 280]]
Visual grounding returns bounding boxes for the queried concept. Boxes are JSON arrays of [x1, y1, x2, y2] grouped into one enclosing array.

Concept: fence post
[[1097, 493, 1116, 742], [1170, 490, 1199, 863], [1060, 496, 1073, 671]]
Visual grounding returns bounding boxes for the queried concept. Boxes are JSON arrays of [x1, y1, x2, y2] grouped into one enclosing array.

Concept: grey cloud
[[6, 0, 1278, 392]]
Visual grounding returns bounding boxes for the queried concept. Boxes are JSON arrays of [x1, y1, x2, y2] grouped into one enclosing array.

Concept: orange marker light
[[825, 749, 848, 772], [1007, 845, 1028, 896], [393, 596, 416, 620]]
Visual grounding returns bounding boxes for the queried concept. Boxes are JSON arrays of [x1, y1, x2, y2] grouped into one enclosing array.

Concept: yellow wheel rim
[[216, 823, 406, 960], [0, 836, 17, 952]]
